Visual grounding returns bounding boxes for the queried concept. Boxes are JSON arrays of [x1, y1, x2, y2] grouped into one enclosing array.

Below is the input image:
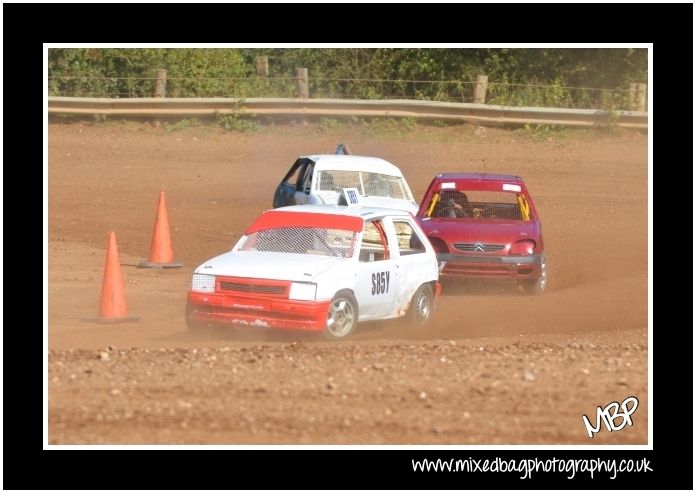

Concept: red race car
[[416, 173, 547, 294]]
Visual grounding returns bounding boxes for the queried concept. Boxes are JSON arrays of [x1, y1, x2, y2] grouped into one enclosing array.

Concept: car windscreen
[[317, 170, 413, 201], [424, 190, 532, 220], [238, 227, 357, 258]]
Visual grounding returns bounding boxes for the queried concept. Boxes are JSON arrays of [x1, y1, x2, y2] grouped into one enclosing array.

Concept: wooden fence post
[[628, 82, 637, 110], [256, 56, 269, 78], [155, 69, 167, 98], [296, 68, 309, 99], [473, 74, 488, 104], [636, 83, 647, 112]]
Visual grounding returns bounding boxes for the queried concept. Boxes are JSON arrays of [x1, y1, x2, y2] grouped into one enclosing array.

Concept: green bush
[[360, 117, 418, 136], [216, 113, 261, 133], [48, 48, 648, 110], [163, 118, 201, 132], [522, 123, 568, 141], [318, 117, 346, 132]]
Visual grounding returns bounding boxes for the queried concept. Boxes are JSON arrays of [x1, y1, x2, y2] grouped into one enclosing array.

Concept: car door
[[293, 160, 315, 205], [273, 158, 312, 208], [353, 219, 400, 320], [382, 217, 431, 307]]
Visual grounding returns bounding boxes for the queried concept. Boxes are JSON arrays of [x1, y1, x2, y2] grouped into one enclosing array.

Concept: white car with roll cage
[[186, 201, 441, 339], [272, 145, 419, 214]]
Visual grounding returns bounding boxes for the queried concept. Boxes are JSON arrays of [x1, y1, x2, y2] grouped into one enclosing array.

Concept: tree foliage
[[48, 48, 647, 108]]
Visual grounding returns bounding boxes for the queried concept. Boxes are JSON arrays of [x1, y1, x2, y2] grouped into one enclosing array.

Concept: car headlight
[[289, 282, 316, 301], [191, 273, 215, 292], [509, 240, 536, 255]]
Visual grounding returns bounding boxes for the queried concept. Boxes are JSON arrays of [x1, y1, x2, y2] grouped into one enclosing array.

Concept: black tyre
[[324, 290, 359, 340], [521, 254, 548, 295], [408, 284, 434, 326]]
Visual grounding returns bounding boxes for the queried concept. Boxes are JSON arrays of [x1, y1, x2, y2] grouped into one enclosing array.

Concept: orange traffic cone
[[82, 232, 139, 324], [137, 190, 183, 268]]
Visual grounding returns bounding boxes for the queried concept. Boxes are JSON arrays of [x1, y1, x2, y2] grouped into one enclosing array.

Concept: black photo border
[[8, 2, 691, 490]]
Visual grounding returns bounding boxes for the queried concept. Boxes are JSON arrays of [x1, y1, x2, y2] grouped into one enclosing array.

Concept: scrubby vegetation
[[49, 48, 647, 110]]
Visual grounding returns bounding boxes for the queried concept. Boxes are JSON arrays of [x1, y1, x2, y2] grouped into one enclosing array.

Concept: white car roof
[[302, 154, 404, 177], [273, 204, 414, 222]]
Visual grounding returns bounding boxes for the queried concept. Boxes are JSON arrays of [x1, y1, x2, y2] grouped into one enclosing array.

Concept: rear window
[[316, 170, 413, 201], [238, 227, 357, 258]]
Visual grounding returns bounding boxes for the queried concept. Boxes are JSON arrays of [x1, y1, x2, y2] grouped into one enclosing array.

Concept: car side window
[[393, 220, 426, 256], [359, 220, 390, 262], [280, 159, 304, 186]]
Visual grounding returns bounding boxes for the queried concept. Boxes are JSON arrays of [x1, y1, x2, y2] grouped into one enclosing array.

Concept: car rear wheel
[[522, 254, 547, 295], [408, 284, 434, 326], [324, 291, 359, 340]]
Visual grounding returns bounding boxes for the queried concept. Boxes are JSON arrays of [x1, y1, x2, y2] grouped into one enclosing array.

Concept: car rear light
[[509, 239, 536, 255], [427, 237, 449, 254]]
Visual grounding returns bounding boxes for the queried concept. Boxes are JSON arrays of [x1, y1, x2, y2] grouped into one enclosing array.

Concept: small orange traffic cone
[[137, 190, 183, 268], [82, 232, 139, 324]]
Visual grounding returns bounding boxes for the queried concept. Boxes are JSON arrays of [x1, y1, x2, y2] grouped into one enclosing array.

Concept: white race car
[[186, 203, 441, 339], [272, 147, 419, 214]]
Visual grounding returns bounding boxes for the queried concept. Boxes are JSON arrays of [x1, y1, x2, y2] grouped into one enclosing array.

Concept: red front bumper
[[187, 291, 331, 331], [438, 254, 542, 280]]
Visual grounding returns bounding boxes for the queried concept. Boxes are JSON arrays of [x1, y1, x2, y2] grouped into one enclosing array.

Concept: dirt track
[[47, 121, 648, 444]]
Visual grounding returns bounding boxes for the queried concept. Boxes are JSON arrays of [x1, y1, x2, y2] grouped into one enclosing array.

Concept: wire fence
[[486, 83, 636, 110], [47, 75, 645, 110], [47, 76, 296, 99], [309, 78, 478, 102]]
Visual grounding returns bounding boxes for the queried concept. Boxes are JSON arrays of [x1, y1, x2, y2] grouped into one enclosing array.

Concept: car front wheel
[[522, 254, 548, 295], [324, 291, 359, 340], [185, 303, 215, 334]]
